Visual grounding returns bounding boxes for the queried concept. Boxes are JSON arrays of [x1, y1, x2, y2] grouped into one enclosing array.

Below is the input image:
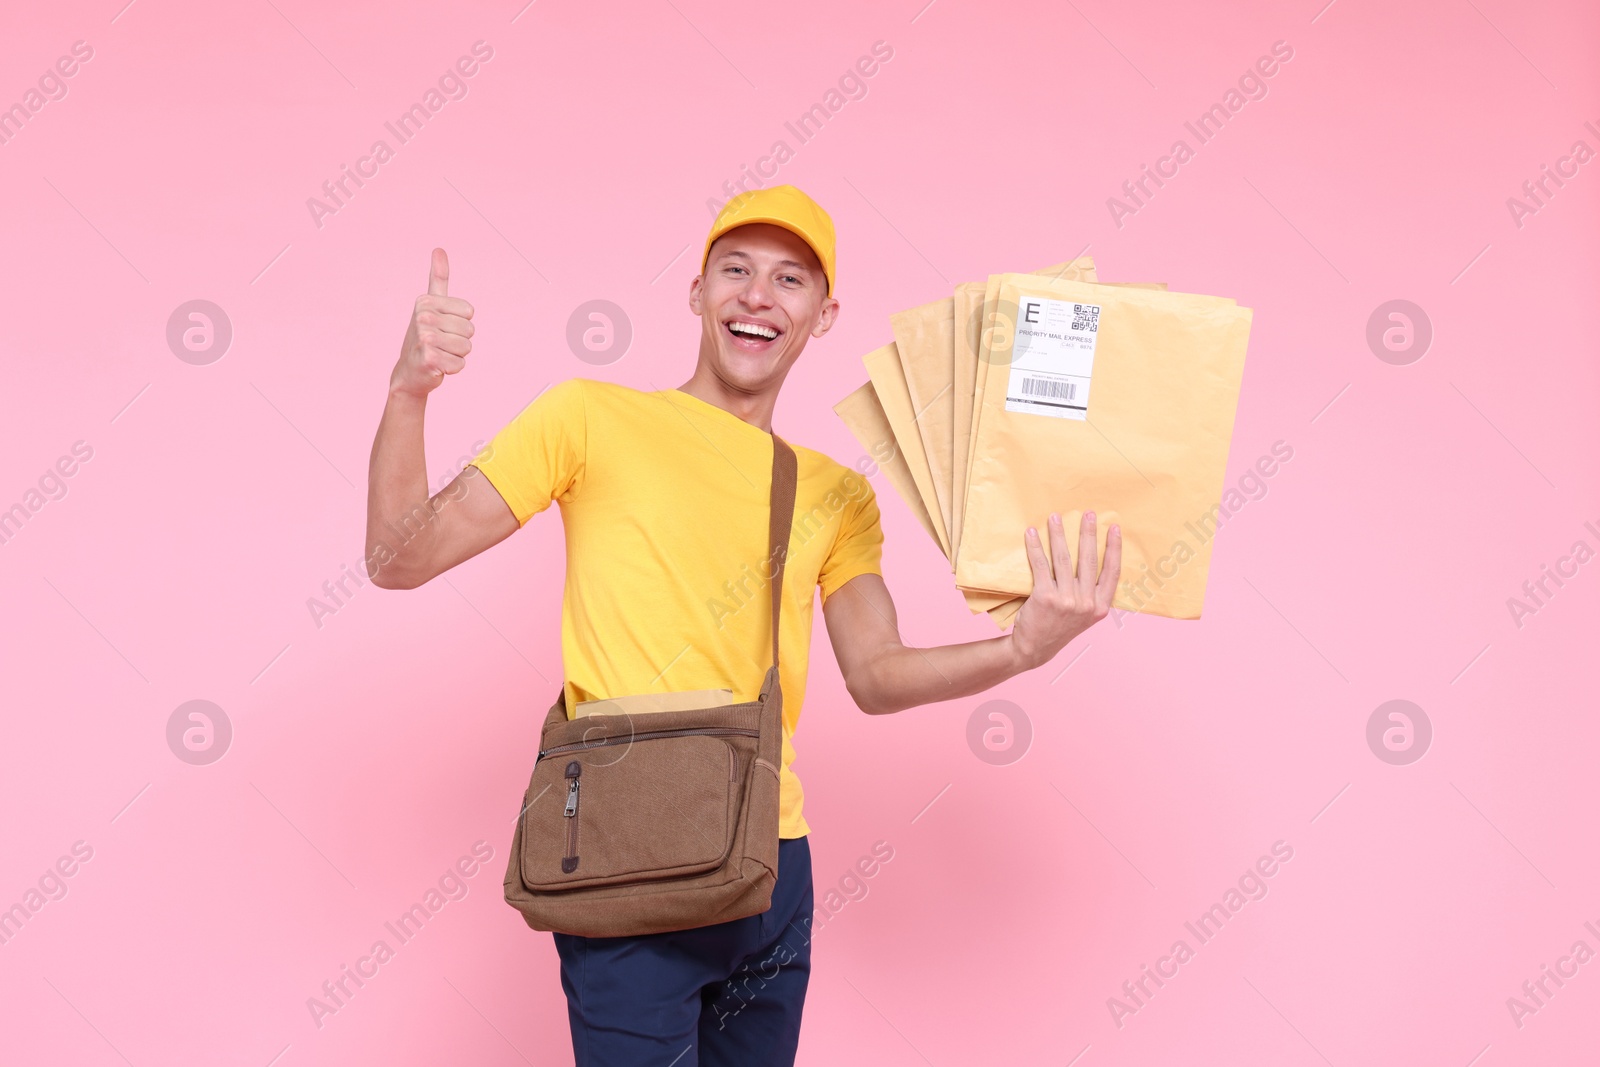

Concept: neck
[[675, 363, 781, 433]]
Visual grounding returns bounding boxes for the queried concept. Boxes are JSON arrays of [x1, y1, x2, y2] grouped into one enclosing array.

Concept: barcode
[[1020, 377, 1076, 401], [1072, 303, 1100, 332]]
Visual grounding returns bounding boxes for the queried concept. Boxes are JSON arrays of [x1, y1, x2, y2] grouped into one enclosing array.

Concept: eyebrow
[[717, 250, 814, 273]]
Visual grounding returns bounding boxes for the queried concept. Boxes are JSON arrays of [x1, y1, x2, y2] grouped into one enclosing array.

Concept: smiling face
[[688, 222, 839, 396]]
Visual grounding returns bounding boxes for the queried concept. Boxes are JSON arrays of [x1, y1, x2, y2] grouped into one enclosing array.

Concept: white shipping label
[[1003, 296, 1100, 420]]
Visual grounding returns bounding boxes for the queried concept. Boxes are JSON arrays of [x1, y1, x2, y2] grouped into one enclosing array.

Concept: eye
[[780, 274, 802, 285]]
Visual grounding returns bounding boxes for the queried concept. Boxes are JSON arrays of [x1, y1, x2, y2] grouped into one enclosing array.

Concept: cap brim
[[704, 217, 832, 295]]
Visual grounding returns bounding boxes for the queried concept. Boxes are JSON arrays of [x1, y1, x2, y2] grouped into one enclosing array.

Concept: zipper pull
[[562, 760, 582, 817]]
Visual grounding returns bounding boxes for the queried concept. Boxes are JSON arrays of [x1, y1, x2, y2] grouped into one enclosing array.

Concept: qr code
[[1072, 304, 1100, 332]]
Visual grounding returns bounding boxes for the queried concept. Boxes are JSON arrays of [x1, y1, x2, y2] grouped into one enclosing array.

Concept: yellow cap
[[702, 185, 836, 295]]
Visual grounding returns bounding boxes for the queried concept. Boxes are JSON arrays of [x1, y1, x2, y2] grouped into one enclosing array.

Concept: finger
[[433, 352, 466, 376], [1023, 526, 1055, 590], [428, 248, 449, 298], [1077, 511, 1098, 592], [1047, 512, 1071, 586], [428, 312, 475, 339], [1095, 524, 1123, 613], [419, 295, 474, 319], [425, 330, 471, 357]]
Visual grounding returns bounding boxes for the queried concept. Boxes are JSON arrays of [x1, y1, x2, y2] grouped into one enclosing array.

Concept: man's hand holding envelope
[[1008, 510, 1123, 668]]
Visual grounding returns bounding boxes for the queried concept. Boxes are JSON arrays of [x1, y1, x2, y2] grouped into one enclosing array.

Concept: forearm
[[364, 389, 442, 588], [826, 517, 1121, 716], [852, 634, 1030, 715]]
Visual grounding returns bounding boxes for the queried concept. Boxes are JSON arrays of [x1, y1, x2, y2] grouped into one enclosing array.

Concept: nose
[[740, 271, 776, 312]]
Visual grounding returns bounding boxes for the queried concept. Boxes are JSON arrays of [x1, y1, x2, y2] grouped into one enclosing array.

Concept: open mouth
[[724, 319, 783, 351]]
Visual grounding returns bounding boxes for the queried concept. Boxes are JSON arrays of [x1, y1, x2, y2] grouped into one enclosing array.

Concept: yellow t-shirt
[[469, 378, 884, 838]]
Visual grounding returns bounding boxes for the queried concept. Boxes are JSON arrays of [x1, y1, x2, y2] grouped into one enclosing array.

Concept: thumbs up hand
[[391, 248, 475, 398]]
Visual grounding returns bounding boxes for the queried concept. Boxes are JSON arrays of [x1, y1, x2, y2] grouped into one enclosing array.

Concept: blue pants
[[553, 835, 815, 1067]]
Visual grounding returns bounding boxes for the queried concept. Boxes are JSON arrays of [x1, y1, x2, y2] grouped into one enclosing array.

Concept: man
[[362, 185, 1120, 1065]]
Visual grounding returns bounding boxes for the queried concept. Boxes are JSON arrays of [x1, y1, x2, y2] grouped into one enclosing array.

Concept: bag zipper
[[561, 760, 581, 874], [539, 725, 758, 761]]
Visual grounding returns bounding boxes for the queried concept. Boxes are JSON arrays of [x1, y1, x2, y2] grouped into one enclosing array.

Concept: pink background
[[2, 0, 1597, 1063]]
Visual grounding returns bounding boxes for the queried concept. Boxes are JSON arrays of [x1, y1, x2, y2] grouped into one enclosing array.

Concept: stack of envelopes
[[834, 257, 1252, 627]]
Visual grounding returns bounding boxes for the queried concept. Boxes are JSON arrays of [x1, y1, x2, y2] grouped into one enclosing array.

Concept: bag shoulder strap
[[766, 433, 797, 674]]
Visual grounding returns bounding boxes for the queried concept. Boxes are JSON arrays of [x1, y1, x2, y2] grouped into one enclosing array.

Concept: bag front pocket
[[520, 731, 747, 891]]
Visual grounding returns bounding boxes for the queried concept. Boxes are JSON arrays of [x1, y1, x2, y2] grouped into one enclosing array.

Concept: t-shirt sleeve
[[818, 469, 884, 601], [468, 378, 588, 527]]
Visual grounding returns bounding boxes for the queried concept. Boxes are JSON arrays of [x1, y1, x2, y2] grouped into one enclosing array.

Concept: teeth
[[728, 321, 778, 340]]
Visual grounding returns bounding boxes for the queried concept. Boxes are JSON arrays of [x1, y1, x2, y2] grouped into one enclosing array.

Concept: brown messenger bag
[[502, 433, 797, 937]]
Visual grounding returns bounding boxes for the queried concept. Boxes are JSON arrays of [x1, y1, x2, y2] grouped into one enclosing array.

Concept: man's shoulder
[[790, 440, 849, 475], [528, 378, 660, 423], [790, 442, 877, 504], [554, 377, 628, 402]]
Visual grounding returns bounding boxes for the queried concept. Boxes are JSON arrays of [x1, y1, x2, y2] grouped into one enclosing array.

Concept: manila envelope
[[956, 275, 1252, 620], [833, 381, 945, 553], [888, 301, 958, 545], [574, 689, 733, 718], [896, 258, 1097, 560], [880, 258, 1096, 629], [951, 281, 987, 566], [862, 343, 1021, 619], [959, 275, 1185, 587], [833, 381, 1022, 627], [946, 278, 1170, 620], [955, 260, 1096, 567], [862, 343, 950, 559], [860, 268, 1163, 629]]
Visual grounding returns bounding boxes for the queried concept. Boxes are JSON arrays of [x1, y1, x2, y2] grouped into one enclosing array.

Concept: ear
[[810, 294, 841, 339], [688, 273, 704, 316]]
